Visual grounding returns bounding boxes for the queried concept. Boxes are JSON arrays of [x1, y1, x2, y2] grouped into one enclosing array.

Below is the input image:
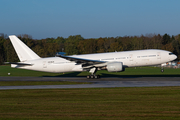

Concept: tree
[[162, 33, 171, 45], [65, 35, 84, 55], [108, 42, 123, 52], [0, 36, 5, 64], [96, 38, 105, 53], [3, 39, 19, 62], [120, 36, 132, 51], [1, 33, 180, 64]]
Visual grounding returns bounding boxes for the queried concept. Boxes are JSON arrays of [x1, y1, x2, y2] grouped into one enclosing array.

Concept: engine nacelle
[[106, 62, 125, 72]]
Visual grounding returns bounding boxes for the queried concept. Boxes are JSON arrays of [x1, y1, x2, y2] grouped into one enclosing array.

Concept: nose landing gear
[[161, 67, 164, 72]]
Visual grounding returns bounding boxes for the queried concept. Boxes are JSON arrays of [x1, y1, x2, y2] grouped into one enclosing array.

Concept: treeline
[[0, 33, 180, 65]]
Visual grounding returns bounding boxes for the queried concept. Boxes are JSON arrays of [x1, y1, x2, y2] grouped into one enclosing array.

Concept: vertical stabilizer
[[9, 35, 40, 62]]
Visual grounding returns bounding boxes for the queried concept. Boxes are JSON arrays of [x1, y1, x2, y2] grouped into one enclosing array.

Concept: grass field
[[0, 87, 180, 120], [1, 66, 180, 119], [1, 65, 180, 77]]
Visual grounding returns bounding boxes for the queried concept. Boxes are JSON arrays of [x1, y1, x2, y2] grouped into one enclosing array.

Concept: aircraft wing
[[56, 55, 106, 67]]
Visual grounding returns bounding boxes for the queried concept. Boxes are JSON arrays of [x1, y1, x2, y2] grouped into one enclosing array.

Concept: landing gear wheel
[[94, 75, 98, 79], [161, 69, 164, 73], [87, 75, 90, 79], [90, 75, 94, 79], [86, 75, 100, 79], [94, 75, 100, 79]]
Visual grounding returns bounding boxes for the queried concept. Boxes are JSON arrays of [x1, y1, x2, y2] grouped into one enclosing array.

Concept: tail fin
[[9, 35, 40, 62]]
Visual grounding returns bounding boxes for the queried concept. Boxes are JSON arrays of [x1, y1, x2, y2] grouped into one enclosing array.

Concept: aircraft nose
[[174, 55, 177, 60], [169, 54, 177, 61], [171, 54, 177, 60]]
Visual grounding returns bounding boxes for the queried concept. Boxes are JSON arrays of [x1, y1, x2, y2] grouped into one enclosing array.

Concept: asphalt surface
[[0, 77, 180, 90]]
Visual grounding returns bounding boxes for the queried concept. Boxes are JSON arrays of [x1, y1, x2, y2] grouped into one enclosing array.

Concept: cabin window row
[[137, 55, 156, 58]]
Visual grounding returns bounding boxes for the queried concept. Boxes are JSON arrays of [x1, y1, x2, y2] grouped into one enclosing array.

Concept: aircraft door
[[129, 54, 134, 66], [43, 61, 47, 68], [157, 52, 161, 64], [157, 52, 161, 59]]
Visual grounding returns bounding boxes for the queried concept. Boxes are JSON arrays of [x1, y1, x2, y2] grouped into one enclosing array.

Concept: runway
[[0, 77, 180, 90]]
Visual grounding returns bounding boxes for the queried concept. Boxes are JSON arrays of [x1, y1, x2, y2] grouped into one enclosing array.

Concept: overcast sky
[[1, 0, 180, 39]]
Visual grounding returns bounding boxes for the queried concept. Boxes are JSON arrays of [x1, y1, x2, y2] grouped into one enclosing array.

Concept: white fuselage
[[12, 49, 177, 73]]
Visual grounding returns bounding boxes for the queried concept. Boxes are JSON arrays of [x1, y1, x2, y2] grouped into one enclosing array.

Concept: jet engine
[[106, 62, 125, 72]]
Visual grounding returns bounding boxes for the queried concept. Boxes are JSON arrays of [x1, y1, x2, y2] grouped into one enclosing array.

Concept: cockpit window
[[169, 53, 173, 55]]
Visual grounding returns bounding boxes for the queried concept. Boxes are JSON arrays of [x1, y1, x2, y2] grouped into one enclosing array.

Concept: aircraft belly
[[63, 63, 75, 72], [44, 64, 73, 73], [47, 63, 80, 73], [141, 59, 151, 65]]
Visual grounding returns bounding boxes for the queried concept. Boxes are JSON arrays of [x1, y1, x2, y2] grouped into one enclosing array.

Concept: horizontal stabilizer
[[4, 62, 33, 66]]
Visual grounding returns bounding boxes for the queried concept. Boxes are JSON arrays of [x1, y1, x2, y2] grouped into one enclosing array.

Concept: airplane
[[6, 35, 177, 79]]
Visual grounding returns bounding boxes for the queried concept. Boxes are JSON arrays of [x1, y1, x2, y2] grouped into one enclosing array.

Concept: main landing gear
[[87, 67, 100, 79], [87, 75, 100, 79]]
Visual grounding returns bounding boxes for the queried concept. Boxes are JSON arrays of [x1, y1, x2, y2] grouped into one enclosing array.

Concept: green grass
[[1, 65, 180, 77], [0, 87, 180, 119], [1, 65, 180, 119]]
